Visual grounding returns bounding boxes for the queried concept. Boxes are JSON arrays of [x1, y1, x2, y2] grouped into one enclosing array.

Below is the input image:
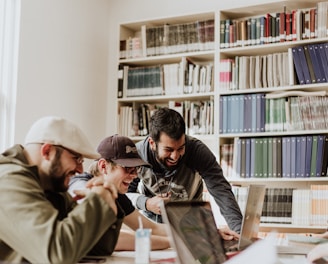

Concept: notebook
[[160, 184, 266, 264]]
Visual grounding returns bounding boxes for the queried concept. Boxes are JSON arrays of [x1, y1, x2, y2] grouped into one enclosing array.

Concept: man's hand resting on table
[[218, 226, 240, 241]]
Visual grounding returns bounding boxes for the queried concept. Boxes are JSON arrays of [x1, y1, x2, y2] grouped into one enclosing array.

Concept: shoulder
[[69, 172, 93, 188], [117, 194, 135, 216], [185, 135, 213, 154], [184, 136, 218, 168], [136, 137, 150, 160]]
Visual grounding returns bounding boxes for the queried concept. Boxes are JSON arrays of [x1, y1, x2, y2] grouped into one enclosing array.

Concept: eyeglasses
[[118, 165, 142, 175], [54, 145, 84, 164]]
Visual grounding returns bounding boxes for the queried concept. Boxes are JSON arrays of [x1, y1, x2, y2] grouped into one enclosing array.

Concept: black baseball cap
[[97, 134, 151, 168]]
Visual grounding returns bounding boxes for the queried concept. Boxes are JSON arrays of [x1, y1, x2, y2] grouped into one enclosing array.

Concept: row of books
[[292, 43, 328, 85], [119, 19, 215, 59], [118, 100, 214, 137], [219, 42, 328, 91], [232, 185, 328, 226], [220, 2, 328, 49], [223, 134, 328, 179], [117, 58, 213, 98], [232, 186, 292, 224], [219, 52, 292, 91], [219, 93, 328, 134]]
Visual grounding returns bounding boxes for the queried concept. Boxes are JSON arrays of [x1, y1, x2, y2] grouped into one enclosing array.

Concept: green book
[[262, 137, 268, 177], [254, 138, 263, 177], [310, 135, 318, 177], [267, 137, 273, 178]]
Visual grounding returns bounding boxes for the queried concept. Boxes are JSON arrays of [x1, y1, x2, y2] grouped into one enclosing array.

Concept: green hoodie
[[0, 144, 124, 264]]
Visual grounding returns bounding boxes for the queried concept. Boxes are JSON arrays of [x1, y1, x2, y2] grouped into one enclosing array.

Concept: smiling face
[[42, 144, 84, 192], [104, 161, 138, 194], [149, 132, 186, 170]]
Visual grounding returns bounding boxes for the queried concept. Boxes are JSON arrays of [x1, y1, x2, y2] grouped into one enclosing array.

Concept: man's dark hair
[[149, 107, 186, 143]]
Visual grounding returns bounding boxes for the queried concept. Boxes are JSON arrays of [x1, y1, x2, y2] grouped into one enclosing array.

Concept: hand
[[85, 176, 105, 188], [307, 244, 328, 263], [317, 231, 328, 239], [76, 177, 118, 214], [146, 194, 171, 215], [90, 184, 118, 215], [218, 226, 240, 241]]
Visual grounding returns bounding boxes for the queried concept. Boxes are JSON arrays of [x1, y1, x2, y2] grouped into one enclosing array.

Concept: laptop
[[224, 184, 266, 251], [160, 200, 228, 264], [160, 184, 266, 264]]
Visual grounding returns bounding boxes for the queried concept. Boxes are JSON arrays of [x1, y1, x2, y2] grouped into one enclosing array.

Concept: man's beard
[[48, 154, 70, 192], [153, 146, 180, 171]]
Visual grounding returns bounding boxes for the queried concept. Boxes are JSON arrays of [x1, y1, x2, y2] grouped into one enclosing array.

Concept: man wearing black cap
[[69, 134, 170, 251], [0, 116, 122, 264]]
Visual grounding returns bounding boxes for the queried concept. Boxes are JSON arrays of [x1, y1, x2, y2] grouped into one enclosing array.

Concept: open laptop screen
[[161, 201, 227, 264]]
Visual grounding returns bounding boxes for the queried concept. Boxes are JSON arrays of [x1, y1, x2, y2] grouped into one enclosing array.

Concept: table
[[79, 249, 176, 264], [81, 250, 311, 264]]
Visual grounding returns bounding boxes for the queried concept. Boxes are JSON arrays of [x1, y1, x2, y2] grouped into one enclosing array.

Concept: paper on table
[[111, 249, 177, 262], [225, 235, 277, 264]]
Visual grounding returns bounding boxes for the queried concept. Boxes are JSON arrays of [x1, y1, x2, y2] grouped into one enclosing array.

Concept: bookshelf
[[117, 12, 218, 155], [117, 0, 328, 234], [218, 0, 328, 233]]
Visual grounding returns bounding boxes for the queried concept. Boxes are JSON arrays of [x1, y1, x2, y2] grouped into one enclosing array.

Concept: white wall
[[15, 0, 111, 151], [15, 0, 279, 155]]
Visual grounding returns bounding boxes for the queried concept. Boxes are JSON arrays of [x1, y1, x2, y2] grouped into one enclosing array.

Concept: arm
[[0, 171, 119, 264], [127, 177, 148, 210], [307, 244, 328, 263], [186, 137, 243, 233], [115, 209, 170, 251]]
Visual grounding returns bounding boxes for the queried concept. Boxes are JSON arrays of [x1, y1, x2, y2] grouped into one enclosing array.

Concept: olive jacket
[[0, 145, 124, 264]]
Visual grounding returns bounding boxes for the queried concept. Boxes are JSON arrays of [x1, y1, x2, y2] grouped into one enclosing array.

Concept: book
[[287, 47, 296, 85], [285, 12, 292, 41], [243, 94, 252, 133], [245, 138, 251, 178], [220, 20, 226, 48], [282, 137, 291, 178], [250, 138, 256, 178], [303, 45, 316, 84], [279, 11, 286, 42], [291, 47, 305, 84], [256, 93, 265, 132], [267, 137, 273, 178], [305, 135, 313, 177], [262, 54, 268, 88], [117, 64, 124, 98], [318, 43, 328, 82], [297, 45, 311, 84], [254, 137, 263, 178], [321, 136, 328, 177], [240, 138, 247, 178], [272, 137, 279, 177], [262, 137, 268, 178], [308, 44, 326, 83], [310, 135, 318, 177], [290, 136, 297, 178], [315, 135, 325, 177], [296, 136, 306, 177], [276, 137, 282, 178]]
